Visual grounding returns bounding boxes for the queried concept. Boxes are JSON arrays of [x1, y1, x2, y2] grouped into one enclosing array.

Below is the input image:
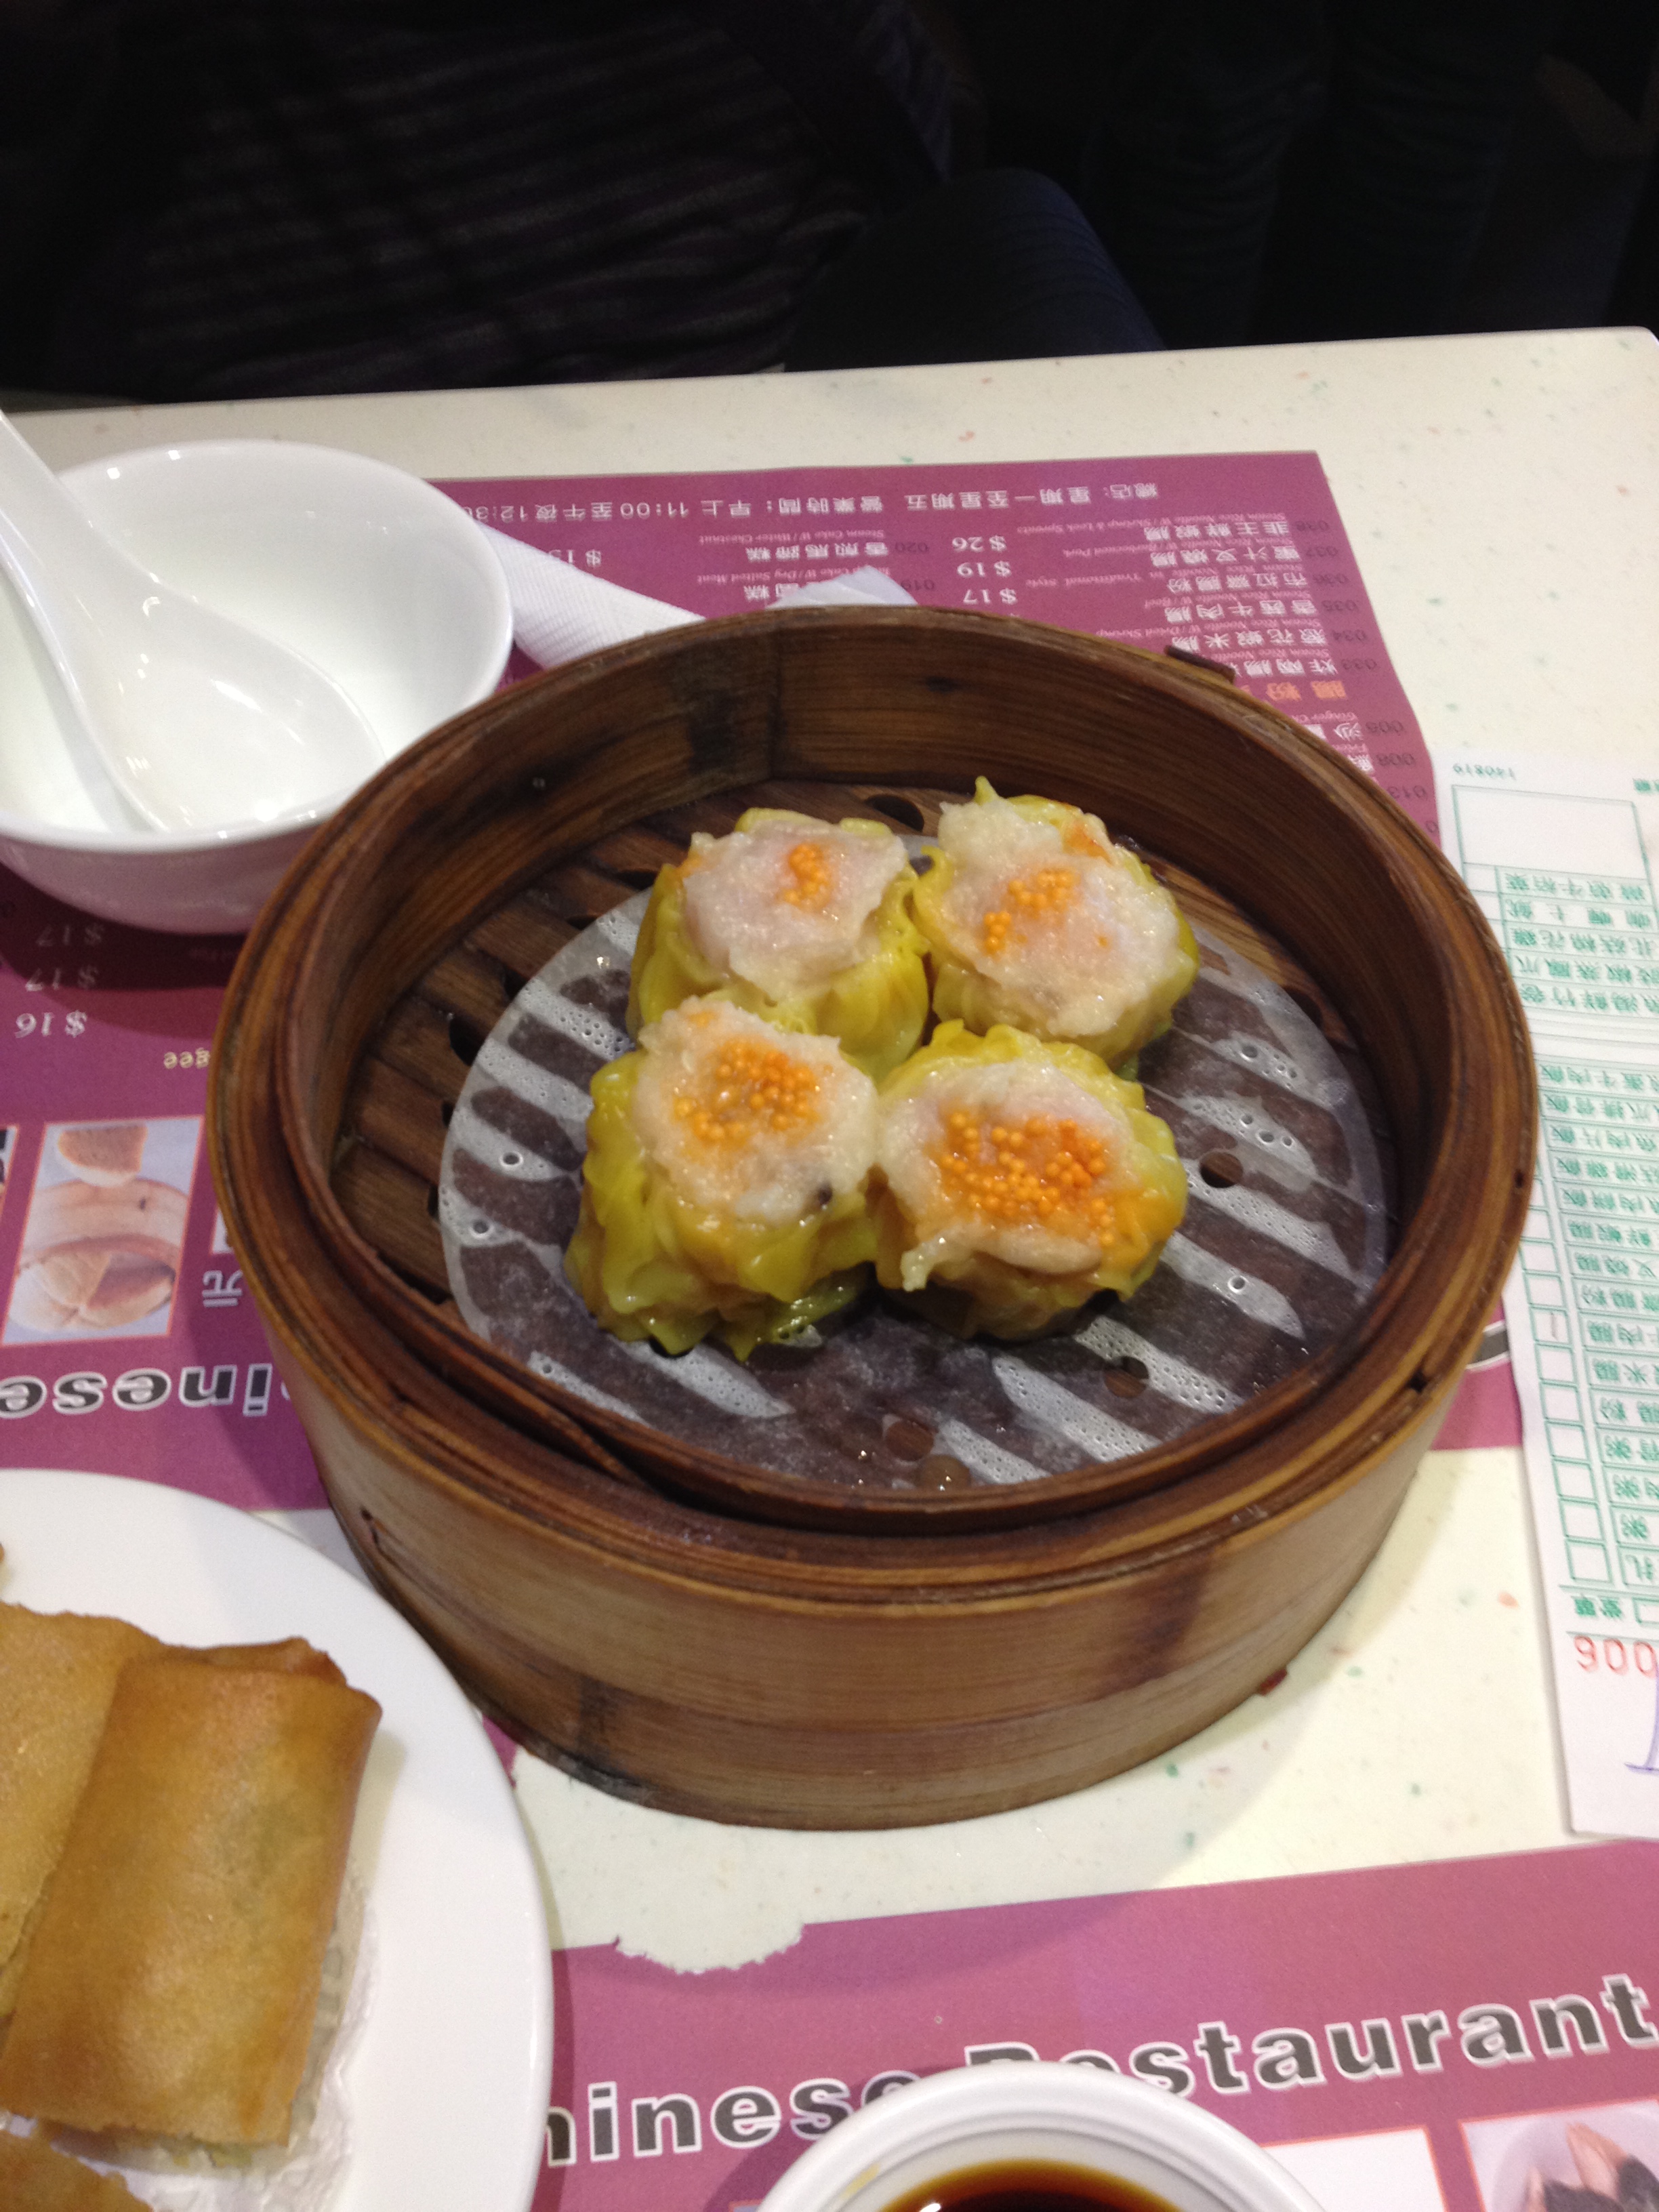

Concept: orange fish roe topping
[[778, 840, 836, 909], [931, 1104, 1119, 1237], [979, 865, 1078, 957], [670, 1036, 823, 1146]]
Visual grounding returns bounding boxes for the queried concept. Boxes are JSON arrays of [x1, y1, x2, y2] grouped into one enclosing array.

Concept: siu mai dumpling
[[628, 808, 928, 1080], [566, 998, 880, 1359], [872, 1021, 1187, 1339], [912, 779, 1197, 1069]]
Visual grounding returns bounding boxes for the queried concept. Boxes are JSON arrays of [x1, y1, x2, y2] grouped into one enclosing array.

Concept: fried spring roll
[[0, 2127, 146, 2209], [0, 1606, 346, 2022], [0, 1607, 164, 2016], [183, 1637, 346, 1684], [0, 1656, 380, 2146]]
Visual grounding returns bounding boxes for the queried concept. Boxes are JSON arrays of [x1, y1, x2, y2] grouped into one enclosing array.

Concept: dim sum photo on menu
[[3, 1118, 201, 1344], [1464, 2100, 1659, 2211]]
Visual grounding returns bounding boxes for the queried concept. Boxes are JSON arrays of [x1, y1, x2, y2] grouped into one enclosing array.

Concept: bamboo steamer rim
[[216, 607, 1534, 1544]]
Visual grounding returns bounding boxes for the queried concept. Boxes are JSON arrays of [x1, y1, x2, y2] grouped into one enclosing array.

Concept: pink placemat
[[0, 903, 323, 1506], [438, 447, 1437, 838], [541, 1839, 1659, 2212]]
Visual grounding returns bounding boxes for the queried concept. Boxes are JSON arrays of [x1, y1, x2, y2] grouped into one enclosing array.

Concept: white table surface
[[20, 326, 1659, 1971]]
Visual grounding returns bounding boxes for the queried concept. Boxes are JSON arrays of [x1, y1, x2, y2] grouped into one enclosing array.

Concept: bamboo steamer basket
[[209, 607, 1534, 1828]]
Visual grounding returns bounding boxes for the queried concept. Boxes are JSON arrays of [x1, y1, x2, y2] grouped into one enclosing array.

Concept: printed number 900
[[1574, 1636, 1658, 1675]]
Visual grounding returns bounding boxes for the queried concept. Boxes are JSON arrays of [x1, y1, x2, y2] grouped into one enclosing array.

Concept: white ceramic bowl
[[756, 2066, 1324, 2212], [0, 438, 512, 933]]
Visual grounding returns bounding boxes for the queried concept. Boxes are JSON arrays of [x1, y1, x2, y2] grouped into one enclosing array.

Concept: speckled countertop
[[24, 327, 1659, 1971]]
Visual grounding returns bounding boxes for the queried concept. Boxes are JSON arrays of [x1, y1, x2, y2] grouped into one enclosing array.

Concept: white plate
[[0, 1469, 550, 2212]]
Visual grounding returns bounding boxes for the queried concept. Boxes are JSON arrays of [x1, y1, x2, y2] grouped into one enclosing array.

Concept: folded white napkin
[[480, 526, 912, 670]]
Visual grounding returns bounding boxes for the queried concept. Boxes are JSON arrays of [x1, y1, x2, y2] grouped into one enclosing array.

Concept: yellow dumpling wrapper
[[912, 779, 1198, 1071], [566, 999, 880, 1359], [871, 1021, 1187, 1340], [628, 808, 929, 1081]]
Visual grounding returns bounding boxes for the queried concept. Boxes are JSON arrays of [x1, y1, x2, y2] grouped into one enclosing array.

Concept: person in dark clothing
[[1088, 0, 1565, 348], [951, 0, 1564, 349], [0, 0, 1158, 403]]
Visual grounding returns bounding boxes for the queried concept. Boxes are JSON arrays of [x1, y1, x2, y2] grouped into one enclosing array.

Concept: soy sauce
[[880, 2159, 1181, 2211]]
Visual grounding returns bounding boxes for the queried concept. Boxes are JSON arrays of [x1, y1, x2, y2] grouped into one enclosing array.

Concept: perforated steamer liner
[[436, 899, 1391, 1506]]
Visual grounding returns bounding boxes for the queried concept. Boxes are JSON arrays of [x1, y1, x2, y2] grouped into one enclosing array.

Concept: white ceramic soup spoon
[[0, 409, 384, 834]]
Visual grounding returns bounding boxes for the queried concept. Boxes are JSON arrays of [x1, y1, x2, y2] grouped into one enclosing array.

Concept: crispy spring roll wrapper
[[0, 1607, 345, 2022], [185, 1637, 346, 1683], [0, 1608, 164, 2014], [0, 2127, 146, 2209], [0, 1656, 381, 2147]]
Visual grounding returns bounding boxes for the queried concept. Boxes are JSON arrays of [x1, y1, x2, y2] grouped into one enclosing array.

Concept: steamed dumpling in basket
[[872, 1021, 1187, 1340], [628, 808, 929, 1080], [912, 779, 1199, 1069], [566, 998, 880, 1359]]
